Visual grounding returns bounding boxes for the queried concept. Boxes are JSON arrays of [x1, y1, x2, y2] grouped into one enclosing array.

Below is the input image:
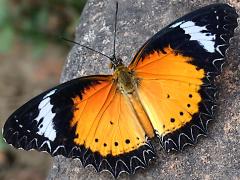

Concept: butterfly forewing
[[129, 4, 238, 151]]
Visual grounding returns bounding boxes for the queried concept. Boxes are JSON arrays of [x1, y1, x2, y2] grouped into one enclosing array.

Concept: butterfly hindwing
[[3, 75, 155, 177], [129, 4, 238, 151]]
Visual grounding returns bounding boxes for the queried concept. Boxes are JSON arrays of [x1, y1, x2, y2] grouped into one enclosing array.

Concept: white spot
[[43, 90, 56, 98], [170, 21, 183, 28], [176, 21, 216, 53], [216, 16, 219, 20], [40, 140, 52, 152], [19, 124, 23, 128], [35, 89, 57, 141], [53, 145, 65, 155]]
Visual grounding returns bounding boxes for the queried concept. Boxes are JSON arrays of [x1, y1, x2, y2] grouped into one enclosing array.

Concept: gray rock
[[49, 0, 240, 179]]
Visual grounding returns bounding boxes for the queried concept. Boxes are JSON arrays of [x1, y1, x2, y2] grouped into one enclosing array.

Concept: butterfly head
[[109, 55, 124, 70]]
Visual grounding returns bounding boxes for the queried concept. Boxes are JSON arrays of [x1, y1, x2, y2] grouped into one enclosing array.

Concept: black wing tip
[[202, 3, 238, 75]]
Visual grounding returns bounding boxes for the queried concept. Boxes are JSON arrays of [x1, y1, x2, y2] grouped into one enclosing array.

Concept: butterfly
[[2, 3, 238, 178]]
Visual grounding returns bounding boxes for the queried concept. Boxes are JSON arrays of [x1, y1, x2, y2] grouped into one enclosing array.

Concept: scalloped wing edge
[[2, 128, 156, 178]]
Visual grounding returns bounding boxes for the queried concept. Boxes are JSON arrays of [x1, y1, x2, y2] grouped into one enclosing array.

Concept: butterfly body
[[112, 60, 156, 137], [3, 3, 238, 178]]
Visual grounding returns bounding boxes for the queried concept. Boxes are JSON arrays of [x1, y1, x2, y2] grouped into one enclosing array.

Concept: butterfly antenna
[[61, 37, 112, 60], [112, 1, 118, 60]]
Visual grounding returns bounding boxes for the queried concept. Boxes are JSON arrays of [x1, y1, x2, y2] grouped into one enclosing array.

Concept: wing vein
[[89, 85, 117, 146]]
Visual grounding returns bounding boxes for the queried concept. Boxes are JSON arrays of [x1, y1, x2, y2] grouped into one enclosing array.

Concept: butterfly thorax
[[114, 64, 137, 94]]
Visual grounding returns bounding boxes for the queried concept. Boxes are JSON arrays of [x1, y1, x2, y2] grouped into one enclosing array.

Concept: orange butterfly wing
[[70, 77, 152, 154], [70, 76, 155, 176], [3, 75, 155, 177], [130, 46, 207, 150]]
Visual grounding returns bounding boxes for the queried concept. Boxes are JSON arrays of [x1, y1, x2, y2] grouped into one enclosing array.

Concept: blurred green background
[[0, 0, 87, 179]]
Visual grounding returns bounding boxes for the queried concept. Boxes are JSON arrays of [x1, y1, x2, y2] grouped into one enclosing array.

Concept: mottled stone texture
[[48, 0, 239, 179]]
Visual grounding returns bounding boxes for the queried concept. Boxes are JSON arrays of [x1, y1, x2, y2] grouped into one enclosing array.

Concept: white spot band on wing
[[171, 21, 216, 53], [35, 89, 57, 141]]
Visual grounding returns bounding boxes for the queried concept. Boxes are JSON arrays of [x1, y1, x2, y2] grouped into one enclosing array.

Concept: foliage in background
[[0, 0, 87, 55]]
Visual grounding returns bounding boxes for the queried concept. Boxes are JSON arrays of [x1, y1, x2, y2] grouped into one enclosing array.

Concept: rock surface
[[48, 0, 240, 179]]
